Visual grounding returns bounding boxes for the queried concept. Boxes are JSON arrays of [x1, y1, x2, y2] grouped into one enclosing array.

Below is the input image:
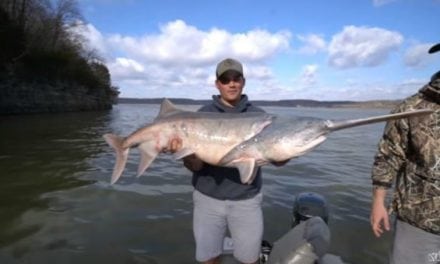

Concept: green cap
[[216, 58, 243, 77]]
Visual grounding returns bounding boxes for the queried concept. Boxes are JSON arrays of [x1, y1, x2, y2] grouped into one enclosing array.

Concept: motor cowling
[[291, 192, 329, 228]]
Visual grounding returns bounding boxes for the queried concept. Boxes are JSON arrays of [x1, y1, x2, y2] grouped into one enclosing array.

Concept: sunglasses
[[217, 75, 244, 85]]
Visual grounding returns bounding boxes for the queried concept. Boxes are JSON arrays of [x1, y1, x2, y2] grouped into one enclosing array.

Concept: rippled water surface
[[0, 104, 394, 264]]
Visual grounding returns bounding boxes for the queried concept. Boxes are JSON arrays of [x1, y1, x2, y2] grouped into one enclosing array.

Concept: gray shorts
[[391, 219, 440, 264], [192, 190, 263, 263]]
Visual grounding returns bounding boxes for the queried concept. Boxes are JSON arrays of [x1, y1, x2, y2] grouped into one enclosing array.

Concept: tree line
[[0, 0, 118, 103]]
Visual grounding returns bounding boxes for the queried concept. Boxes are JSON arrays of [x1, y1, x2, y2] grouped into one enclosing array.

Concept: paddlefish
[[103, 99, 274, 184], [104, 98, 433, 184]]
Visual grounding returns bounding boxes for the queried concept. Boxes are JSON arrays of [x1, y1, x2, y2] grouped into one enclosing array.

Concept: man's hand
[[183, 154, 204, 172], [164, 137, 203, 172], [163, 137, 182, 153], [370, 187, 390, 237], [271, 160, 290, 167]]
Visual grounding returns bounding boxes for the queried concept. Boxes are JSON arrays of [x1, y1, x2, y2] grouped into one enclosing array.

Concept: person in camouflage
[[370, 42, 440, 264]]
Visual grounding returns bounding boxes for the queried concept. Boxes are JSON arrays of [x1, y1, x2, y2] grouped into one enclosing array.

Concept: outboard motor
[[264, 192, 345, 264], [222, 192, 344, 264], [266, 216, 330, 264], [291, 192, 329, 228]]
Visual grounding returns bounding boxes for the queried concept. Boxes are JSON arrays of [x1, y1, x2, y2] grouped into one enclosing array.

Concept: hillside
[[118, 97, 400, 109], [0, 0, 118, 115]]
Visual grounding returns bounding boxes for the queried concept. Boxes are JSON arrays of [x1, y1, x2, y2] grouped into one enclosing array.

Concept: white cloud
[[298, 65, 319, 86], [106, 20, 290, 65], [404, 43, 435, 67], [373, 0, 397, 7], [286, 80, 420, 102], [74, 22, 108, 57], [297, 34, 327, 54], [76, 19, 428, 101], [328, 26, 403, 69], [114, 58, 144, 72], [245, 65, 274, 80], [76, 19, 291, 98]]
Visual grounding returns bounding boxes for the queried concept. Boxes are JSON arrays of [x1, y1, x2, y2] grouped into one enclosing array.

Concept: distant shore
[[118, 97, 400, 109]]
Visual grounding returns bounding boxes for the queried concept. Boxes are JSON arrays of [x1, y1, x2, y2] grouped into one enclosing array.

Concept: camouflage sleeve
[[371, 110, 409, 188]]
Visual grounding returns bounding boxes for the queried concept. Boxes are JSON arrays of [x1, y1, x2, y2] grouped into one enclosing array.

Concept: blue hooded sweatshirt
[[192, 94, 264, 200]]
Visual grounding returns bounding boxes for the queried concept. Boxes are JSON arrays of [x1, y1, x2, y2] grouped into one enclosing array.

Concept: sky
[[76, 0, 440, 101]]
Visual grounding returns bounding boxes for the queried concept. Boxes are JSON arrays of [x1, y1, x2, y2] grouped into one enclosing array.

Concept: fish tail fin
[[328, 109, 433, 132], [103, 133, 129, 184]]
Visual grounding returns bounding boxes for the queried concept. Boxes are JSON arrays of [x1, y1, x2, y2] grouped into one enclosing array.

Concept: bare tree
[[48, 0, 83, 50]]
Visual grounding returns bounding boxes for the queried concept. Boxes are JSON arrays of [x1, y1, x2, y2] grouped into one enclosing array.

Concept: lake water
[[0, 104, 394, 264]]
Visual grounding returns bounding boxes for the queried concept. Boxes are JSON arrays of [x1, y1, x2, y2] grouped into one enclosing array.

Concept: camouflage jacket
[[372, 77, 440, 234]]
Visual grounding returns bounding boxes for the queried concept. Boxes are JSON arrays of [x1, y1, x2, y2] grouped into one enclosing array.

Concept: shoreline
[[118, 97, 400, 109]]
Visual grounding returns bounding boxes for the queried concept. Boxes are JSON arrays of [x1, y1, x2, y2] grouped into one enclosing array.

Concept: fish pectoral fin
[[232, 159, 258, 184], [137, 141, 160, 177], [173, 148, 195, 160]]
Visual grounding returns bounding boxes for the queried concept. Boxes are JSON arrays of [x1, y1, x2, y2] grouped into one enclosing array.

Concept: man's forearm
[[372, 186, 387, 204]]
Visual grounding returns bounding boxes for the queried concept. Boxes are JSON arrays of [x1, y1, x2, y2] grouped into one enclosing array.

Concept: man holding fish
[[167, 58, 282, 264]]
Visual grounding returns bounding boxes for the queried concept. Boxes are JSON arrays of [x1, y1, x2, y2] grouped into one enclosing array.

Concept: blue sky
[[77, 0, 440, 101]]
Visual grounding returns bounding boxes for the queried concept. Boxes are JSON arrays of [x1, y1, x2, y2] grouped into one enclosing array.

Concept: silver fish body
[[103, 99, 274, 184]]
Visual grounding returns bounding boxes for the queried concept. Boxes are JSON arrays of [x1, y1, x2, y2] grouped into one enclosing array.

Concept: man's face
[[215, 71, 245, 106]]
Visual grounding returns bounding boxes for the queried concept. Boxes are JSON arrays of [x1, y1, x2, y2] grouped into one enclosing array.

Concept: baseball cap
[[428, 43, 440, 54], [216, 58, 243, 77]]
